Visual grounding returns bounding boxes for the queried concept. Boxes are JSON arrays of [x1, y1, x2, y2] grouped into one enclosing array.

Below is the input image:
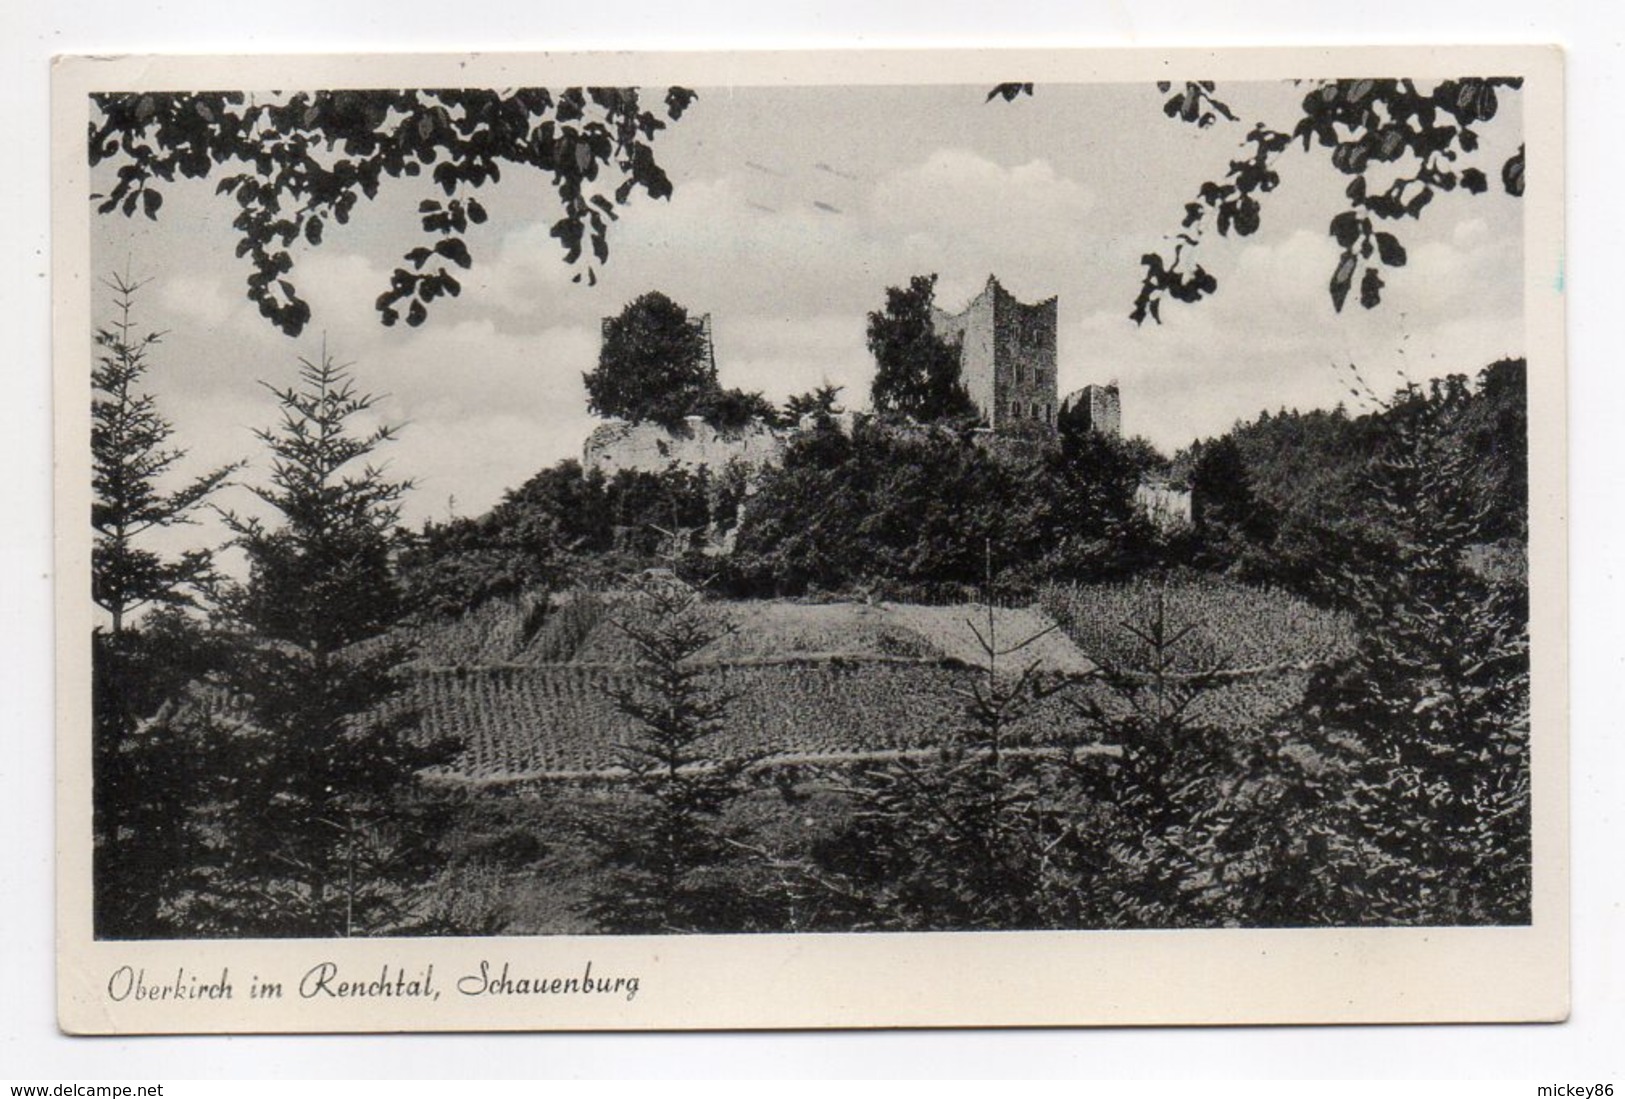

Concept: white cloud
[[870, 150, 1096, 274], [1069, 211, 1524, 454], [155, 273, 241, 329], [713, 313, 872, 405]]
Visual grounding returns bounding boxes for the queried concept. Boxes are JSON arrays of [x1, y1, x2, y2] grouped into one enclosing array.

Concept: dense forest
[[396, 357, 1527, 616]]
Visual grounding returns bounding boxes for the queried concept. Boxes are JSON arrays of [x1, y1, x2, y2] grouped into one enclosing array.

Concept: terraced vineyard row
[[1040, 574, 1356, 673], [402, 581, 1356, 781], [415, 659, 1091, 780], [415, 660, 1324, 782], [1079, 669, 1319, 730]]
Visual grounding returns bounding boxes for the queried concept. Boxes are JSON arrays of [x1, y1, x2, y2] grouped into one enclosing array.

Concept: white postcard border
[[52, 45, 1568, 1034]]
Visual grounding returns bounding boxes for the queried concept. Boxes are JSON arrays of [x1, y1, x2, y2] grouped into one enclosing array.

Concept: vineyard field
[[409, 583, 1355, 782], [415, 659, 1092, 780], [1040, 574, 1356, 673]]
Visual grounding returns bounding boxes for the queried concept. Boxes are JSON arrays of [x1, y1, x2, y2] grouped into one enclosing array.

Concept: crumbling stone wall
[[1060, 383, 1122, 438], [583, 415, 787, 477]]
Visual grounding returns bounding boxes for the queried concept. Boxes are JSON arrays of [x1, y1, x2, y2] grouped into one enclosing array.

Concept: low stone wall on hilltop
[[583, 415, 788, 477]]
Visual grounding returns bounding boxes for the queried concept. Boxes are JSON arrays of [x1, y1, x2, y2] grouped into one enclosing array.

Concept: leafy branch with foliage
[[987, 77, 1523, 321], [1135, 77, 1524, 320], [90, 87, 697, 335]]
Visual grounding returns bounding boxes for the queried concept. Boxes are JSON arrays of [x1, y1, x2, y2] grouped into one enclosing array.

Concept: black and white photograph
[[53, 47, 1567, 1032]]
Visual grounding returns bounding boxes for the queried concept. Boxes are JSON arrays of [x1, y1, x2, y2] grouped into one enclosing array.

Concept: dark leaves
[[88, 86, 699, 337], [434, 238, 472, 269], [1359, 267, 1385, 309], [1502, 145, 1525, 196], [1140, 76, 1523, 320], [1132, 254, 1218, 324], [1331, 210, 1362, 249], [1374, 232, 1407, 267], [1160, 81, 1237, 128], [986, 83, 1034, 103], [1329, 254, 1357, 313], [665, 87, 698, 118]]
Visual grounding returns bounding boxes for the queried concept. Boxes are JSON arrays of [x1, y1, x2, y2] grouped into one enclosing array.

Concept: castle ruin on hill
[[929, 275, 1060, 430], [584, 275, 1124, 475], [581, 278, 1189, 528], [1060, 383, 1121, 437], [578, 279, 1189, 526]]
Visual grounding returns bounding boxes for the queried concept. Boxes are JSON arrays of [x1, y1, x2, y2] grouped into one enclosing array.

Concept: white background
[[4, 1, 1620, 1080]]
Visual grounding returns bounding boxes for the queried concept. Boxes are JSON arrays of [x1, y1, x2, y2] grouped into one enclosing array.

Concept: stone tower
[[929, 275, 1058, 431], [1060, 383, 1121, 438]]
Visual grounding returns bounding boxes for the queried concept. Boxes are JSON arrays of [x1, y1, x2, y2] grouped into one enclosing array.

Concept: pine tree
[[583, 574, 760, 933], [196, 350, 457, 936], [1188, 434, 1277, 574], [1302, 382, 1531, 924], [90, 271, 238, 938], [92, 271, 238, 632], [807, 547, 1072, 931], [1059, 579, 1240, 927]]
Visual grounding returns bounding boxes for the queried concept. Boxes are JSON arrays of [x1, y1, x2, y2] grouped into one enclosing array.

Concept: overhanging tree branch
[[90, 87, 698, 336]]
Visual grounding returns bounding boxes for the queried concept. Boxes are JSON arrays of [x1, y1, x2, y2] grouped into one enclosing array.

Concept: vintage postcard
[[53, 46, 1567, 1033]]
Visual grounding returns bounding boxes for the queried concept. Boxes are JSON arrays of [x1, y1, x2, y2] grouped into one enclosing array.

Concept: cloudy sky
[[92, 80, 1526, 540]]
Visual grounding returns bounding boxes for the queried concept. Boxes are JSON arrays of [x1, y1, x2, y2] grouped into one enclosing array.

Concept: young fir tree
[[583, 573, 761, 933], [806, 547, 1073, 931], [196, 350, 457, 937], [92, 271, 239, 632], [91, 271, 239, 938], [1059, 579, 1246, 928], [1051, 575, 1381, 930], [1301, 382, 1530, 925]]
